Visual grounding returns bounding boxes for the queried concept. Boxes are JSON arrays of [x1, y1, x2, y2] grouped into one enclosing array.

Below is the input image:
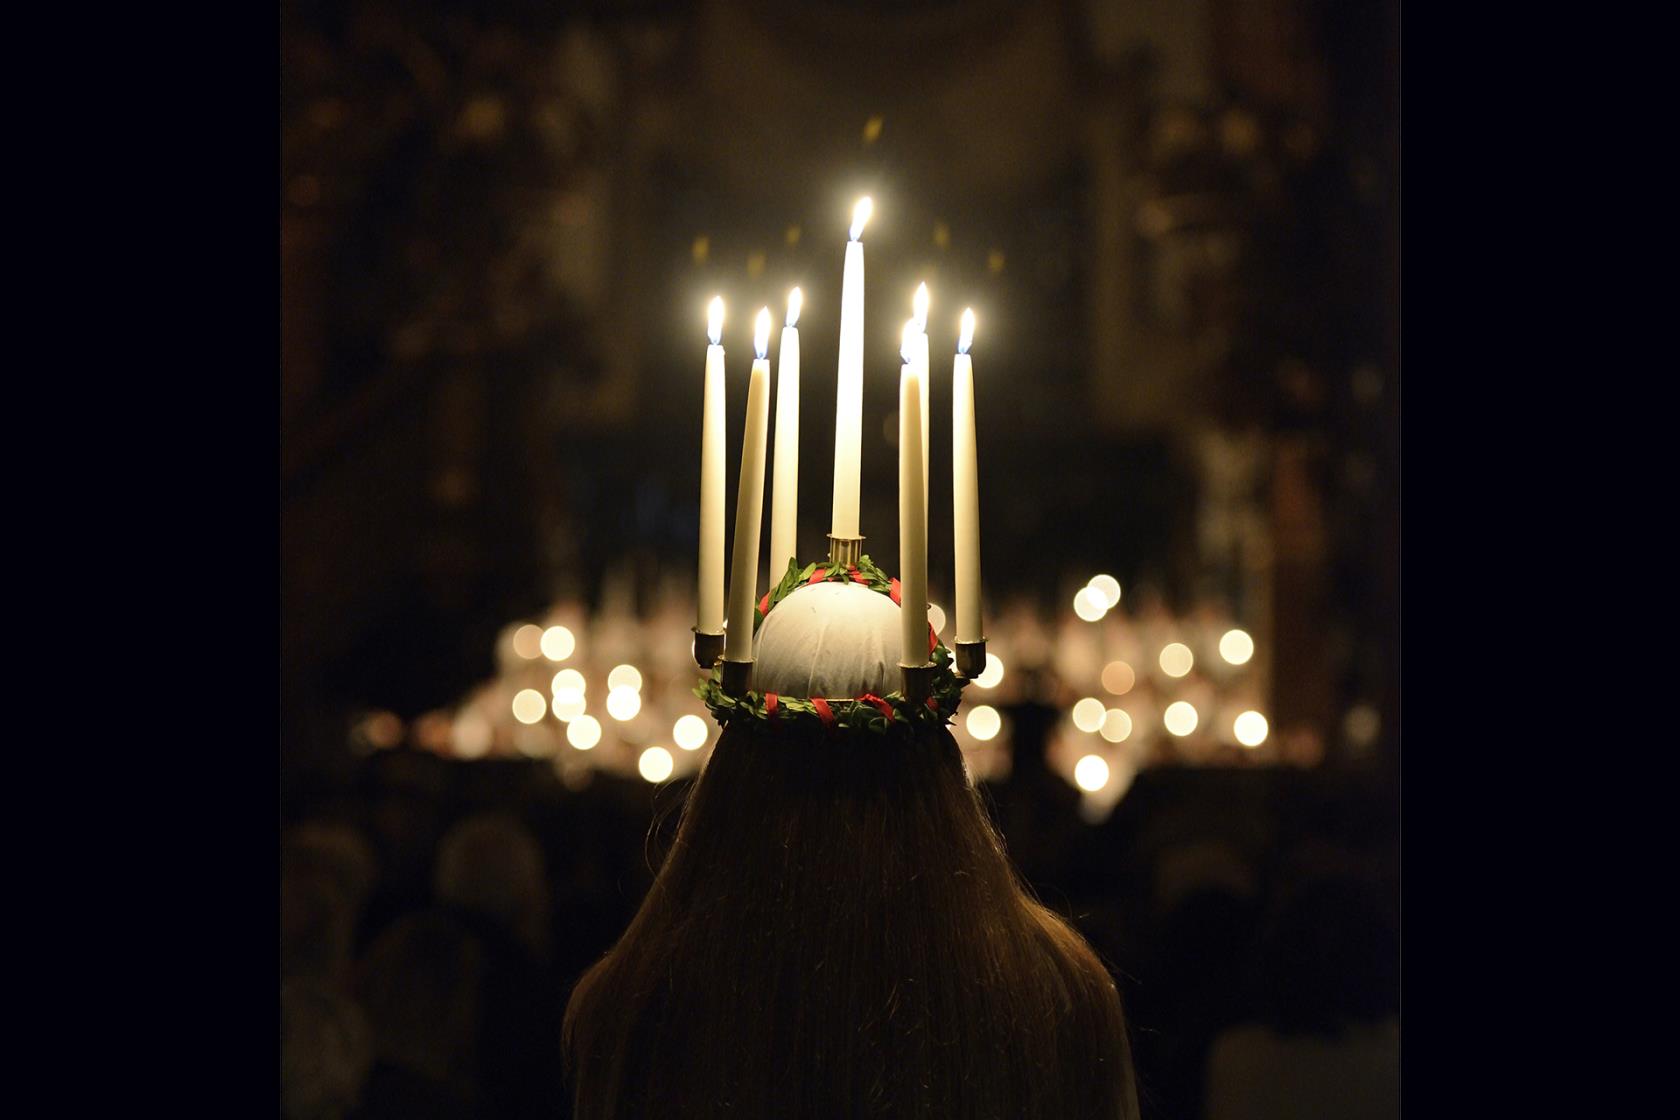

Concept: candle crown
[[691, 195, 982, 733], [958, 308, 976, 354]]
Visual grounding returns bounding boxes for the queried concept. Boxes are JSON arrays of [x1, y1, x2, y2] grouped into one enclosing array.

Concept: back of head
[[282, 820, 378, 984], [281, 977, 371, 1120], [565, 719, 1137, 1120], [356, 909, 485, 1084], [434, 812, 550, 956], [284, 821, 378, 915]]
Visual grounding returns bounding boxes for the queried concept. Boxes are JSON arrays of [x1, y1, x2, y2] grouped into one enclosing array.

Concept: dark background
[[280, 2, 1399, 1117]]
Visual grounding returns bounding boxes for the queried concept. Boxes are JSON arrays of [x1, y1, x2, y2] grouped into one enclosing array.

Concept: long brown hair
[[564, 718, 1138, 1119]]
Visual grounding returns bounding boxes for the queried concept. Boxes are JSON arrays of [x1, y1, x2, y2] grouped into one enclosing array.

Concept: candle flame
[[912, 282, 929, 331], [901, 318, 919, 365], [958, 308, 976, 354], [754, 307, 772, 359], [850, 197, 873, 241], [786, 286, 803, 328], [707, 296, 725, 345]]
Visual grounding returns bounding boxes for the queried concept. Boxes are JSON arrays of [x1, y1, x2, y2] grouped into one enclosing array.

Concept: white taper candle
[[697, 297, 726, 634], [725, 308, 774, 664], [831, 197, 871, 539], [900, 319, 929, 668], [768, 287, 802, 585], [912, 282, 930, 509], [953, 309, 982, 642]]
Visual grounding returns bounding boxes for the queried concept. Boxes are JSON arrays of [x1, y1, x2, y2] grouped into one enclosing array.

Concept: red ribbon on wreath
[[811, 697, 835, 726], [765, 692, 779, 719], [807, 566, 828, 586], [858, 693, 895, 720], [888, 578, 902, 605], [758, 591, 771, 616]]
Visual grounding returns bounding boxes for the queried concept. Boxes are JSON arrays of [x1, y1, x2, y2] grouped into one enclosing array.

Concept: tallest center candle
[[830, 197, 871, 540], [697, 297, 726, 635]]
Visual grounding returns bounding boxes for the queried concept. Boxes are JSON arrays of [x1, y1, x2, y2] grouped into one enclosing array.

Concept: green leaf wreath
[[694, 553, 968, 733]]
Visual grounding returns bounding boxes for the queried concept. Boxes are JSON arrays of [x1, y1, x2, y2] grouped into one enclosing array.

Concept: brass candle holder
[[693, 628, 725, 669], [900, 663, 935, 703], [827, 534, 864, 567], [954, 638, 988, 680], [720, 658, 754, 697]]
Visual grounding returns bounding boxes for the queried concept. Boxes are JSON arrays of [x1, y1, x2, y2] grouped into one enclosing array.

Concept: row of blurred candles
[[351, 573, 1309, 816]]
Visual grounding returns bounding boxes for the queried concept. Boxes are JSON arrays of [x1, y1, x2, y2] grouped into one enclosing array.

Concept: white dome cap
[[752, 581, 902, 699]]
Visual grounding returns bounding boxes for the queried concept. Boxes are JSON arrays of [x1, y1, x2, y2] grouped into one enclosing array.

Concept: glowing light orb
[[551, 669, 586, 696], [927, 603, 947, 636], [453, 711, 492, 759], [540, 626, 576, 662], [1073, 587, 1107, 622], [566, 715, 602, 750], [975, 654, 1005, 689], [1234, 710, 1269, 747], [639, 746, 675, 783], [514, 725, 554, 758], [414, 713, 452, 752], [673, 715, 709, 751], [967, 705, 1002, 742], [1344, 704, 1381, 747], [360, 712, 402, 750], [551, 691, 586, 722], [1100, 708, 1133, 743], [511, 689, 547, 725], [607, 664, 643, 692], [1074, 754, 1111, 792], [1164, 701, 1199, 737], [1087, 574, 1122, 609], [1159, 643, 1194, 678], [1101, 660, 1136, 695], [1072, 698, 1106, 733], [1219, 629, 1255, 666], [512, 624, 544, 660], [606, 686, 642, 722]]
